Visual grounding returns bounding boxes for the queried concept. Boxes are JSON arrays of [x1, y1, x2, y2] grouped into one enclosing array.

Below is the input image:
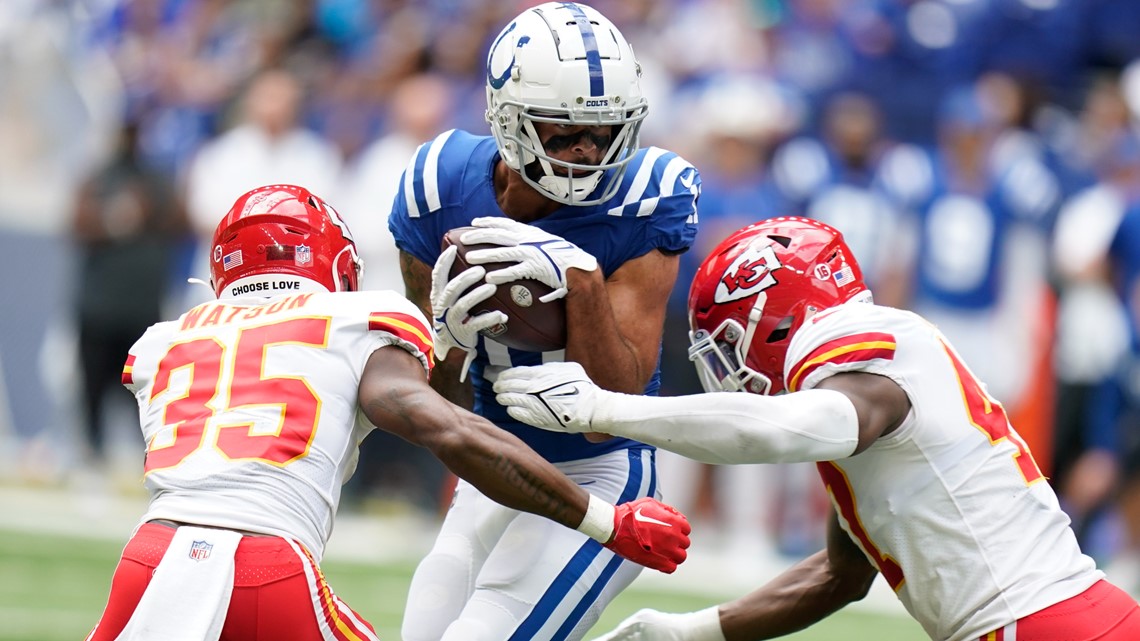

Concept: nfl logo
[[189, 540, 213, 562], [295, 245, 312, 266]]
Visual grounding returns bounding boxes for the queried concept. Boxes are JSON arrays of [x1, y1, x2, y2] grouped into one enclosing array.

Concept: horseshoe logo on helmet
[[487, 23, 531, 90]]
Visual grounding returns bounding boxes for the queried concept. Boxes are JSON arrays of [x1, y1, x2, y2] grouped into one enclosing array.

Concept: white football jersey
[[122, 290, 433, 561], [784, 301, 1101, 641]]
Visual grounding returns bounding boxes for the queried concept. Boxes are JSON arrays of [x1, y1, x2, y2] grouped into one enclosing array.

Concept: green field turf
[[0, 528, 925, 641]]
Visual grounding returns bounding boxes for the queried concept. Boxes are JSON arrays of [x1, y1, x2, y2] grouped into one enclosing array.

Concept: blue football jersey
[[904, 149, 1058, 310], [389, 129, 700, 462], [1110, 204, 1140, 351]]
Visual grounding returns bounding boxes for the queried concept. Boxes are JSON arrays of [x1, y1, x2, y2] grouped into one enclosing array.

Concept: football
[[442, 226, 568, 352]]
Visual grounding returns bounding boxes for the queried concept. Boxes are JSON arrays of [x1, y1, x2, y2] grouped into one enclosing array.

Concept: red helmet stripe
[[787, 332, 896, 393]]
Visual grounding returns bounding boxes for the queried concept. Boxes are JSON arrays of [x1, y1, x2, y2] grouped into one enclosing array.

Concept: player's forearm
[[364, 374, 584, 527], [717, 550, 866, 640], [564, 269, 647, 394], [437, 413, 588, 530], [590, 389, 860, 465]]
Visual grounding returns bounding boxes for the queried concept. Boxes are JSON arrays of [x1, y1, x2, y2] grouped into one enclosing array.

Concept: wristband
[[679, 606, 727, 641], [576, 493, 615, 543]]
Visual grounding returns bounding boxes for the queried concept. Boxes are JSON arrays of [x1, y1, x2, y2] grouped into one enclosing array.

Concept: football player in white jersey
[[388, 3, 699, 641], [84, 184, 691, 641], [495, 217, 1140, 641]]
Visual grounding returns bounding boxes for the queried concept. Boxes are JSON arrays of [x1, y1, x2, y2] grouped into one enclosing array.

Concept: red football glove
[[603, 497, 691, 574]]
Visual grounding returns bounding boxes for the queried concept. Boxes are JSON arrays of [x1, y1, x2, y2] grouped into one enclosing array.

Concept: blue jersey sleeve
[[388, 129, 482, 266], [646, 162, 700, 255], [602, 148, 700, 268]]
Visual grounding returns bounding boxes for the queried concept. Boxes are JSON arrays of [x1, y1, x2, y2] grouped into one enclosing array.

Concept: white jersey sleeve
[[123, 290, 433, 561], [784, 302, 1102, 641]]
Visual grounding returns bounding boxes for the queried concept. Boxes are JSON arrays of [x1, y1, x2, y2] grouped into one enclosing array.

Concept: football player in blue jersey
[[387, 3, 700, 640]]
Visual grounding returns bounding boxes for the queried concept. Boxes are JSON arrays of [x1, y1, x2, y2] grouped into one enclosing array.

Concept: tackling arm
[[592, 512, 877, 641], [358, 345, 691, 573], [495, 365, 911, 463], [359, 343, 582, 526], [590, 388, 861, 464], [716, 510, 879, 640]]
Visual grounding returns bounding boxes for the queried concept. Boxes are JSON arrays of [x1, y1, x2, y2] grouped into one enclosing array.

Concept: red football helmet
[[687, 216, 870, 396], [210, 184, 362, 298]]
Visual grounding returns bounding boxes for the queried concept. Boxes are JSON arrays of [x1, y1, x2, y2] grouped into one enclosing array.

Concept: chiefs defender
[[84, 184, 689, 641], [496, 216, 1140, 641]]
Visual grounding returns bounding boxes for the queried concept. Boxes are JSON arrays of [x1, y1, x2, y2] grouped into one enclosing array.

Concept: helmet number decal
[[714, 244, 782, 304]]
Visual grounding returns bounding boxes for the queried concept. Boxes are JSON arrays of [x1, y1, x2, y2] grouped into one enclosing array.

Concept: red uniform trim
[[295, 543, 375, 641], [121, 354, 136, 385], [369, 312, 434, 366], [817, 461, 905, 591], [787, 332, 896, 392]]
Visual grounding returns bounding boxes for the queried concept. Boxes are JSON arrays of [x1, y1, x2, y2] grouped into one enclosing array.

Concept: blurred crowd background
[[3, 0, 1140, 591]]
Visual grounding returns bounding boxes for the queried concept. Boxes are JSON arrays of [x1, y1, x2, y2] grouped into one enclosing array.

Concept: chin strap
[[536, 169, 603, 202], [186, 277, 215, 297]]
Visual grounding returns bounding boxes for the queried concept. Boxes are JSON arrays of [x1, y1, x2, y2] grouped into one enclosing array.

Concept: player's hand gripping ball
[[441, 226, 568, 352]]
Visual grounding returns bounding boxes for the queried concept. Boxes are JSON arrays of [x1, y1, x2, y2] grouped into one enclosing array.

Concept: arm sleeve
[[591, 388, 860, 465]]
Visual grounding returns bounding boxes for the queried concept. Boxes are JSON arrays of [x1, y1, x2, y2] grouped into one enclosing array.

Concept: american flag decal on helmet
[[833, 265, 855, 287], [223, 250, 243, 271]]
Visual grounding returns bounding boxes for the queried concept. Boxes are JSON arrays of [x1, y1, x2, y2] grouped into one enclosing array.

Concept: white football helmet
[[485, 2, 648, 206]]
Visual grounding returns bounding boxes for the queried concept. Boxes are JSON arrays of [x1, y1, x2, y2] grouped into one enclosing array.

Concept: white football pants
[[402, 447, 658, 641]]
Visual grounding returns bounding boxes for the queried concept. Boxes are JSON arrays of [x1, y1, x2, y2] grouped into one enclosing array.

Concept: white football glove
[[493, 362, 603, 433], [459, 216, 598, 302], [430, 244, 508, 382], [591, 607, 725, 641]]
